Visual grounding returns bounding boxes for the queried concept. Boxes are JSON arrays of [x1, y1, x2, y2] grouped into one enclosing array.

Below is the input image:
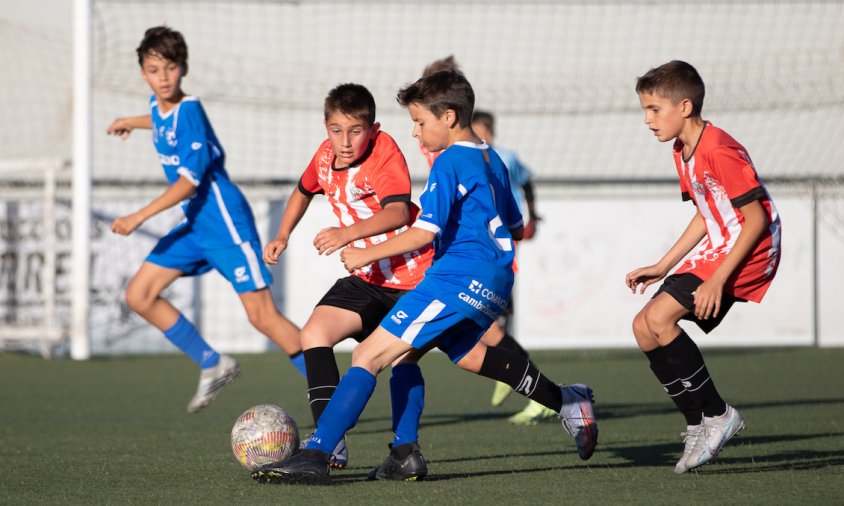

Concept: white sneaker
[[186, 355, 240, 413], [684, 405, 746, 471], [674, 424, 703, 474], [560, 384, 598, 460], [300, 434, 349, 469]]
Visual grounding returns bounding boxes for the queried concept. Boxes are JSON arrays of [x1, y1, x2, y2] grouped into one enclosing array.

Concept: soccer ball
[[231, 404, 299, 471]]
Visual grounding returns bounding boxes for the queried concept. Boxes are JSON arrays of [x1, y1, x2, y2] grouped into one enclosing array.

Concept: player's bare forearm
[[106, 114, 152, 139], [657, 211, 707, 272], [344, 202, 410, 242], [138, 176, 196, 223], [625, 212, 706, 293], [341, 227, 434, 271], [708, 199, 769, 284], [275, 188, 312, 242]]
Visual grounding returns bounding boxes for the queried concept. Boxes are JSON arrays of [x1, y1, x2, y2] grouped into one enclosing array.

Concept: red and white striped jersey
[[299, 131, 432, 290], [673, 122, 781, 302]]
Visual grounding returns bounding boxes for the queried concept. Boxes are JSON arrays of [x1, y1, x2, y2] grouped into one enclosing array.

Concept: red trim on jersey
[[301, 131, 432, 290], [672, 122, 781, 302]]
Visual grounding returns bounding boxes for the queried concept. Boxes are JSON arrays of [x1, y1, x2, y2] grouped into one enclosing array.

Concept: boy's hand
[[693, 277, 724, 320], [106, 118, 135, 140], [625, 265, 667, 294], [340, 247, 369, 272], [263, 238, 288, 265], [314, 227, 350, 256], [111, 213, 144, 236]]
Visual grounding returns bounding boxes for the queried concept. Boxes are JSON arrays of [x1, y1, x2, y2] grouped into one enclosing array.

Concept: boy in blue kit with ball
[[252, 70, 598, 485], [106, 26, 304, 413]]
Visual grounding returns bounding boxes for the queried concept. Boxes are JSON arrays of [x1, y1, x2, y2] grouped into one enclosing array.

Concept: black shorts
[[654, 273, 745, 334], [317, 276, 407, 342]]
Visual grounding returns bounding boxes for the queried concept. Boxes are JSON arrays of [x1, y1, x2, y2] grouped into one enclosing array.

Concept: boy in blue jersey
[[252, 70, 597, 485], [106, 26, 304, 413]]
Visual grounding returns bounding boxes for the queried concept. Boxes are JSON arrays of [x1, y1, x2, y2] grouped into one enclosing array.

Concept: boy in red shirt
[[626, 60, 781, 473]]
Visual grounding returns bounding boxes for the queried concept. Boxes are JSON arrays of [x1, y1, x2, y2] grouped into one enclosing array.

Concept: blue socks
[[163, 315, 219, 369], [306, 367, 376, 454], [289, 351, 307, 378], [390, 364, 425, 446]]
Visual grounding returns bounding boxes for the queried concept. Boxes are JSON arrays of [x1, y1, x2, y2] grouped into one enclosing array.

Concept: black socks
[[303, 347, 340, 426], [479, 345, 562, 412]]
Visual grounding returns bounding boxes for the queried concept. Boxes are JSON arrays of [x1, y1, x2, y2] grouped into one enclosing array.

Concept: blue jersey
[[150, 95, 259, 249], [412, 142, 523, 327], [493, 145, 533, 217]]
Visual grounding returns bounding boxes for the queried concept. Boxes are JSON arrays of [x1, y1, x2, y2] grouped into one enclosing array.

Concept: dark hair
[[324, 83, 376, 126], [422, 55, 463, 77], [136, 26, 189, 72], [636, 60, 705, 116], [397, 71, 475, 128], [472, 110, 495, 136]]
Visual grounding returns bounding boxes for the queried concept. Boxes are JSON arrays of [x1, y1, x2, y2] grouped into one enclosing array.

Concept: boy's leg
[[299, 305, 361, 425], [253, 327, 414, 484], [239, 288, 305, 377], [453, 331, 598, 460], [127, 261, 238, 412]]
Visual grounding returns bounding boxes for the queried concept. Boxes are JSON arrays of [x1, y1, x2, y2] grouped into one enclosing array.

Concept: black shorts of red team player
[[653, 273, 746, 334], [317, 275, 407, 342]]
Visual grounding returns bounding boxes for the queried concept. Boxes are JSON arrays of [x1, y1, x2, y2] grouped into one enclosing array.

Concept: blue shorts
[[146, 225, 271, 294], [379, 289, 486, 363]]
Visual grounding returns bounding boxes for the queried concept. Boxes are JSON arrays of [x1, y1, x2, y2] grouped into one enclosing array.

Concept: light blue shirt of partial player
[[150, 95, 260, 249], [493, 145, 533, 217], [412, 141, 524, 328]]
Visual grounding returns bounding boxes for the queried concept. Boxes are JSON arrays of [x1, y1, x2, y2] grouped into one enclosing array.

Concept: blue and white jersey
[[150, 95, 259, 249], [412, 142, 524, 327], [493, 145, 533, 217]]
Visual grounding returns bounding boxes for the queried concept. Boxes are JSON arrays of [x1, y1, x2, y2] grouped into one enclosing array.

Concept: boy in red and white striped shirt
[[626, 60, 781, 473], [264, 83, 433, 471]]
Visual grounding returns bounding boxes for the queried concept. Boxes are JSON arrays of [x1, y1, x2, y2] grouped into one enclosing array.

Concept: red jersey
[[673, 122, 781, 302], [299, 131, 433, 290]]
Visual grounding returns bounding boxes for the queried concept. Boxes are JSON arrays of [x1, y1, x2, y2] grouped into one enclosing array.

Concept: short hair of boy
[[397, 71, 475, 129], [472, 110, 495, 136], [636, 60, 705, 117], [136, 26, 189, 71], [324, 83, 377, 126], [422, 55, 463, 77]]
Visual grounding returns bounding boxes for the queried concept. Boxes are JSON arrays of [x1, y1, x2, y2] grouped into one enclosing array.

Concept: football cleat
[[251, 449, 331, 485], [508, 399, 557, 425], [559, 384, 598, 460], [186, 355, 240, 413], [674, 424, 703, 474], [491, 381, 514, 407], [684, 405, 745, 471], [300, 434, 348, 470], [367, 442, 428, 481]]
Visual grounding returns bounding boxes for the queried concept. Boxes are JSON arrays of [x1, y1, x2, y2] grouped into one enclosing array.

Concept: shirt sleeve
[[174, 102, 216, 186], [711, 146, 764, 207], [297, 147, 325, 197], [370, 135, 412, 208], [414, 161, 458, 235]]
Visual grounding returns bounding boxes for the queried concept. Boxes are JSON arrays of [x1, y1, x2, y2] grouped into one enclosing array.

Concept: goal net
[[2, 0, 843, 355]]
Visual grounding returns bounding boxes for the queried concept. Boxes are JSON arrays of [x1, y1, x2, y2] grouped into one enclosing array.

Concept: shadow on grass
[[606, 431, 844, 470]]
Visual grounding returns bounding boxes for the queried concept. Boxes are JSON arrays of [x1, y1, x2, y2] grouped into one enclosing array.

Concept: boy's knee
[[455, 344, 485, 373], [641, 305, 677, 342], [124, 285, 152, 315]]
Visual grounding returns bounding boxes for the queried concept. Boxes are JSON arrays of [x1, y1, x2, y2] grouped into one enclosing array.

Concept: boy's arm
[[693, 199, 769, 319], [625, 211, 707, 294], [264, 187, 313, 265], [106, 114, 152, 140], [315, 201, 410, 256], [111, 176, 195, 235], [521, 180, 539, 240], [340, 227, 434, 272]]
